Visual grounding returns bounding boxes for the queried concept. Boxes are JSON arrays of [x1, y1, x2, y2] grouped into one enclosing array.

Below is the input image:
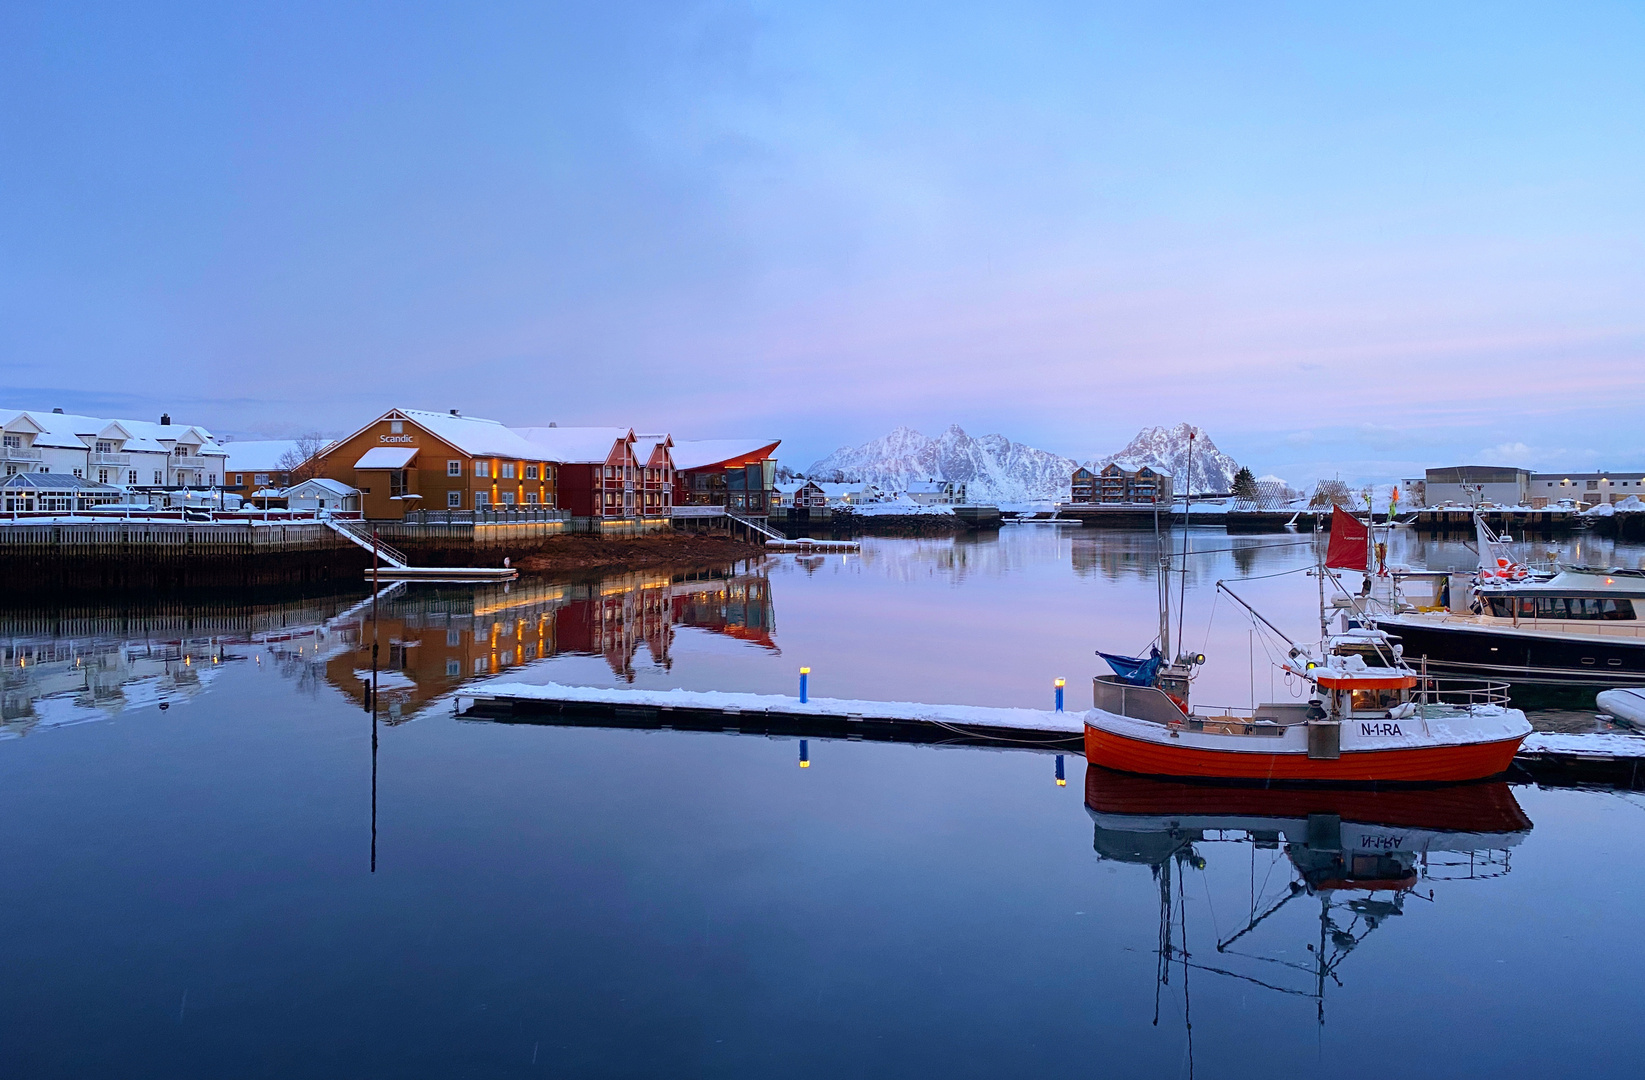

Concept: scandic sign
[[379, 435, 415, 444]]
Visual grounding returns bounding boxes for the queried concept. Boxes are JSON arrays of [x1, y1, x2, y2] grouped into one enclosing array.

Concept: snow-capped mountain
[[805, 426, 1078, 503], [1085, 423, 1240, 494]]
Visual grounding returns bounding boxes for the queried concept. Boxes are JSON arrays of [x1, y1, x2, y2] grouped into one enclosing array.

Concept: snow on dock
[[459, 681, 1081, 747], [458, 681, 1645, 782]]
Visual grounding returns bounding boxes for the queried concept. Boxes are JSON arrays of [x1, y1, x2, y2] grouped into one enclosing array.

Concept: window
[[474, 491, 489, 507], [154, 470, 162, 483], [525, 492, 539, 504], [254, 473, 269, 485], [447, 490, 462, 508], [500, 463, 515, 479], [525, 465, 538, 480], [500, 492, 516, 505], [389, 470, 407, 497], [128, 470, 137, 484], [234, 474, 243, 485], [98, 469, 109, 484], [208, 474, 216, 486], [72, 468, 83, 478], [475, 461, 490, 477], [1488, 596, 1636, 621], [390, 420, 404, 434], [445, 659, 460, 676], [446, 629, 461, 646], [95, 441, 114, 453], [448, 460, 461, 476], [2, 435, 18, 448], [1588, 480, 1600, 490], [473, 657, 490, 674]]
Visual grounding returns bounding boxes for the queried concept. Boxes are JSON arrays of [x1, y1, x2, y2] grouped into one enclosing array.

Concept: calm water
[[3, 526, 1643, 1076]]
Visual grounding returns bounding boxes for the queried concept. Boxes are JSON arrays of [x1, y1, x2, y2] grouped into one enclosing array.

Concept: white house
[[903, 478, 966, 506], [813, 482, 883, 507], [282, 477, 361, 513], [0, 407, 229, 492]]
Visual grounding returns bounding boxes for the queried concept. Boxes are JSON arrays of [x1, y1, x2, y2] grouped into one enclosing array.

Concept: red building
[[514, 427, 674, 518]]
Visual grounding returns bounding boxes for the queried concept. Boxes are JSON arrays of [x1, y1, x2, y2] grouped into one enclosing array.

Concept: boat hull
[[1375, 616, 1645, 687], [1084, 723, 1523, 783]]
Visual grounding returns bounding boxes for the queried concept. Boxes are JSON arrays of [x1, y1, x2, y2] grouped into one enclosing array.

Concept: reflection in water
[[1085, 767, 1532, 1045], [0, 564, 774, 734]]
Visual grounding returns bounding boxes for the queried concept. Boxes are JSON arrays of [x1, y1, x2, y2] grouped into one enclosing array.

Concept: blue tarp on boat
[[1099, 647, 1162, 687]]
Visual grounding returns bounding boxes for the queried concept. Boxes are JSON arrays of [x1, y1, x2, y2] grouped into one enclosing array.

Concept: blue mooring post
[[799, 739, 810, 768], [1056, 755, 1066, 786], [799, 667, 810, 704], [1054, 677, 1065, 713]]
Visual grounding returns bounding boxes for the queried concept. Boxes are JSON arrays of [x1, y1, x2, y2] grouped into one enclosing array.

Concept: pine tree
[[1231, 466, 1258, 502]]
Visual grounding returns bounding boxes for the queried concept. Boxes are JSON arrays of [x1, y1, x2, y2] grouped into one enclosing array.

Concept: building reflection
[[0, 564, 775, 734], [1084, 766, 1532, 1039]]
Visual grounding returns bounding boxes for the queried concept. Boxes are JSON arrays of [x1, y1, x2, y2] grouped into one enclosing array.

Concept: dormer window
[[96, 441, 115, 453], [2, 435, 18, 449]]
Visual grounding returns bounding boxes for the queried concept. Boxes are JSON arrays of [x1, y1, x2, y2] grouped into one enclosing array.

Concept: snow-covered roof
[[904, 480, 955, 494], [354, 446, 420, 469], [814, 482, 877, 496], [225, 440, 301, 472], [0, 407, 222, 454], [633, 433, 674, 467], [395, 409, 547, 459], [672, 438, 781, 472], [0, 472, 124, 492], [283, 477, 358, 497], [512, 426, 633, 464]]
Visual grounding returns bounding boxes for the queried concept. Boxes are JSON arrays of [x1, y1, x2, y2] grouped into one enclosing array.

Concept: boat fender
[[1388, 702, 1417, 720]]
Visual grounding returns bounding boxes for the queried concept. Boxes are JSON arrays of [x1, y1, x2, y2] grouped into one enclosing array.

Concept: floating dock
[[456, 682, 1645, 787], [765, 537, 861, 553]]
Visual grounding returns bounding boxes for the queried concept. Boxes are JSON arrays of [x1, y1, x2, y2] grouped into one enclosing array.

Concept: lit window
[[448, 460, 461, 476], [447, 490, 462, 507]]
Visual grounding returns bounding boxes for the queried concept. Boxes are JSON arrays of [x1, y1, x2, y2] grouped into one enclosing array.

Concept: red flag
[[1325, 505, 1368, 570]]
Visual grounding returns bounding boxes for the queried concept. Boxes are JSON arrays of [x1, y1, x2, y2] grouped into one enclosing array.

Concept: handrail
[[322, 518, 408, 568], [725, 509, 784, 541]]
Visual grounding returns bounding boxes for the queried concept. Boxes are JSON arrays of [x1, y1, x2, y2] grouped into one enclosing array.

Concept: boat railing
[[1418, 677, 1512, 709], [1092, 676, 1192, 725]]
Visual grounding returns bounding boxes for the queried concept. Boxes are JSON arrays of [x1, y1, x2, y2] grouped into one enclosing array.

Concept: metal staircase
[[724, 510, 784, 541], [322, 518, 409, 568]]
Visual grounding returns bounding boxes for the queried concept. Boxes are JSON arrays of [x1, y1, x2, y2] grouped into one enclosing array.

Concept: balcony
[[170, 455, 207, 470], [1, 445, 43, 462], [92, 452, 132, 466]]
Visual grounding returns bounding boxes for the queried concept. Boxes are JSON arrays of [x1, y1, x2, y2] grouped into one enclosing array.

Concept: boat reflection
[[1086, 767, 1532, 1032], [0, 564, 775, 734]]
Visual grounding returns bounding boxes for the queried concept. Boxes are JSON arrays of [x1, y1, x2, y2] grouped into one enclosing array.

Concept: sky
[[2, 1, 1642, 484]]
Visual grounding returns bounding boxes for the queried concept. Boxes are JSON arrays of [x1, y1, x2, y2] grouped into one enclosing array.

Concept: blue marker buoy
[[1056, 754, 1066, 786], [1054, 677, 1066, 713], [800, 666, 810, 704]]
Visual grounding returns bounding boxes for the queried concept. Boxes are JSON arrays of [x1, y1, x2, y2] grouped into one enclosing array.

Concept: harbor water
[[3, 526, 1642, 1076]]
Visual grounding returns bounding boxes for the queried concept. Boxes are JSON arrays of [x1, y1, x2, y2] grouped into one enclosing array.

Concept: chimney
[[52, 407, 64, 413], [450, 409, 459, 416], [160, 413, 172, 425]]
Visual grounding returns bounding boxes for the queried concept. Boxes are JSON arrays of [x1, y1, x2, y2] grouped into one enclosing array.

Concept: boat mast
[[1176, 429, 1195, 661], [1155, 460, 1170, 663]]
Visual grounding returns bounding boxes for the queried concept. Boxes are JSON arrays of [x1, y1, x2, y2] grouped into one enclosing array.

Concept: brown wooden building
[[315, 408, 558, 520]]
